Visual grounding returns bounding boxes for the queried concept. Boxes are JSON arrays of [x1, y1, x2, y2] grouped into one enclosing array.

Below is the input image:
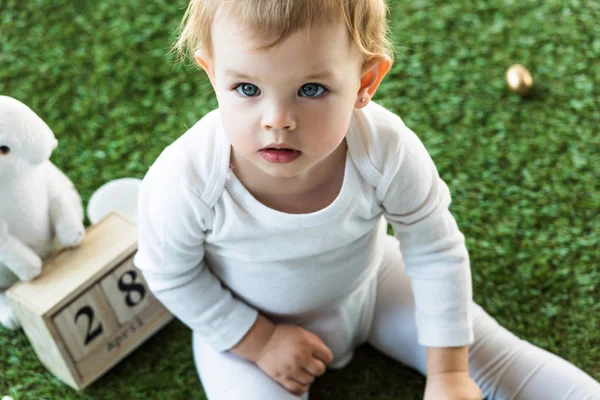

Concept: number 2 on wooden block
[[74, 305, 103, 345], [53, 285, 119, 362]]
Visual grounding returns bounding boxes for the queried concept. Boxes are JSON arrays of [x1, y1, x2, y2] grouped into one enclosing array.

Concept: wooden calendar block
[[6, 213, 173, 390]]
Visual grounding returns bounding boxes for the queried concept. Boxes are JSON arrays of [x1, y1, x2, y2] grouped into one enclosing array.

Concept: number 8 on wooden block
[[100, 256, 154, 325]]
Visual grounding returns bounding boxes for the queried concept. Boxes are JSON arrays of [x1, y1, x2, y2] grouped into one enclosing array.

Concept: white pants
[[193, 236, 600, 400]]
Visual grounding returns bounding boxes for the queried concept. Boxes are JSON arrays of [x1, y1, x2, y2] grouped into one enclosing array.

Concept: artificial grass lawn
[[1, 0, 599, 398]]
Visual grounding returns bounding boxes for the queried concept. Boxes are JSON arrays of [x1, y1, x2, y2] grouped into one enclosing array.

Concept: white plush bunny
[[0, 95, 85, 330]]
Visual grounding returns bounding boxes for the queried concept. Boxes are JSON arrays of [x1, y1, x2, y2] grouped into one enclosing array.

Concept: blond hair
[[173, 0, 394, 66]]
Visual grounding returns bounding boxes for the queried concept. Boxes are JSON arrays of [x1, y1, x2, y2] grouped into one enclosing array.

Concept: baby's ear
[[194, 50, 216, 87], [355, 56, 392, 108]]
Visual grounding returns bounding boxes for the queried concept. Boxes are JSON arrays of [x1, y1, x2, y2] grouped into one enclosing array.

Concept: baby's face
[[204, 18, 364, 179]]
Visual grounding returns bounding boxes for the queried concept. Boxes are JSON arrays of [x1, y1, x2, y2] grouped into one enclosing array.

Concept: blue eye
[[299, 83, 326, 98], [236, 83, 261, 97]]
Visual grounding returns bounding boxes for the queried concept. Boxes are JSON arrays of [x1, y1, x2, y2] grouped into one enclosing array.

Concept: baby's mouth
[[260, 143, 300, 152], [264, 147, 296, 152], [258, 146, 302, 163]]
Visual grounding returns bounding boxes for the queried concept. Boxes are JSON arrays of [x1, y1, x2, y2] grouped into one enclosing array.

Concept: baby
[[133, 1, 600, 399]]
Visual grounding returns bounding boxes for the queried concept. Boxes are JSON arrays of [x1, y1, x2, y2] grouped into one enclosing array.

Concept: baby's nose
[[263, 107, 297, 131], [265, 120, 296, 131]]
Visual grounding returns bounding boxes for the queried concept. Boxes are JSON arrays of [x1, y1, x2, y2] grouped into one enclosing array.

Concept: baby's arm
[[381, 125, 473, 349], [377, 119, 477, 395], [133, 170, 258, 351]]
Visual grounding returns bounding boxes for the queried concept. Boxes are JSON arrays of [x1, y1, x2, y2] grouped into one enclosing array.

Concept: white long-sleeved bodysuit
[[134, 102, 472, 361], [134, 102, 600, 399]]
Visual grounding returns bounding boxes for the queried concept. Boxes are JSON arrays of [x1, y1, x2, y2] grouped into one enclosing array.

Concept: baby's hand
[[424, 371, 482, 400], [255, 324, 334, 395]]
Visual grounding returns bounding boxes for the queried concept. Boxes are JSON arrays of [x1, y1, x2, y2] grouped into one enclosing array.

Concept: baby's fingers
[[294, 369, 316, 385], [282, 377, 310, 395], [304, 359, 327, 377], [311, 342, 334, 365]]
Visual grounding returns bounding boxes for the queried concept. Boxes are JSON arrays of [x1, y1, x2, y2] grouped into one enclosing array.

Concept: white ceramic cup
[[87, 178, 142, 224]]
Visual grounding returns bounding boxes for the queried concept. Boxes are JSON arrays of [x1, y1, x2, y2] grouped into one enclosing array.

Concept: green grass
[[1, 0, 599, 398]]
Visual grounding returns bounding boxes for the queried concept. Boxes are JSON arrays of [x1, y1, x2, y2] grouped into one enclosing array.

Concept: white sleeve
[[379, 125, 474, 348], [133, 152, 258, 351]]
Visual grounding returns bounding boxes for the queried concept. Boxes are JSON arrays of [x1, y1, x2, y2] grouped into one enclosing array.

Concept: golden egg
[[506, 64, 534, 95]]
